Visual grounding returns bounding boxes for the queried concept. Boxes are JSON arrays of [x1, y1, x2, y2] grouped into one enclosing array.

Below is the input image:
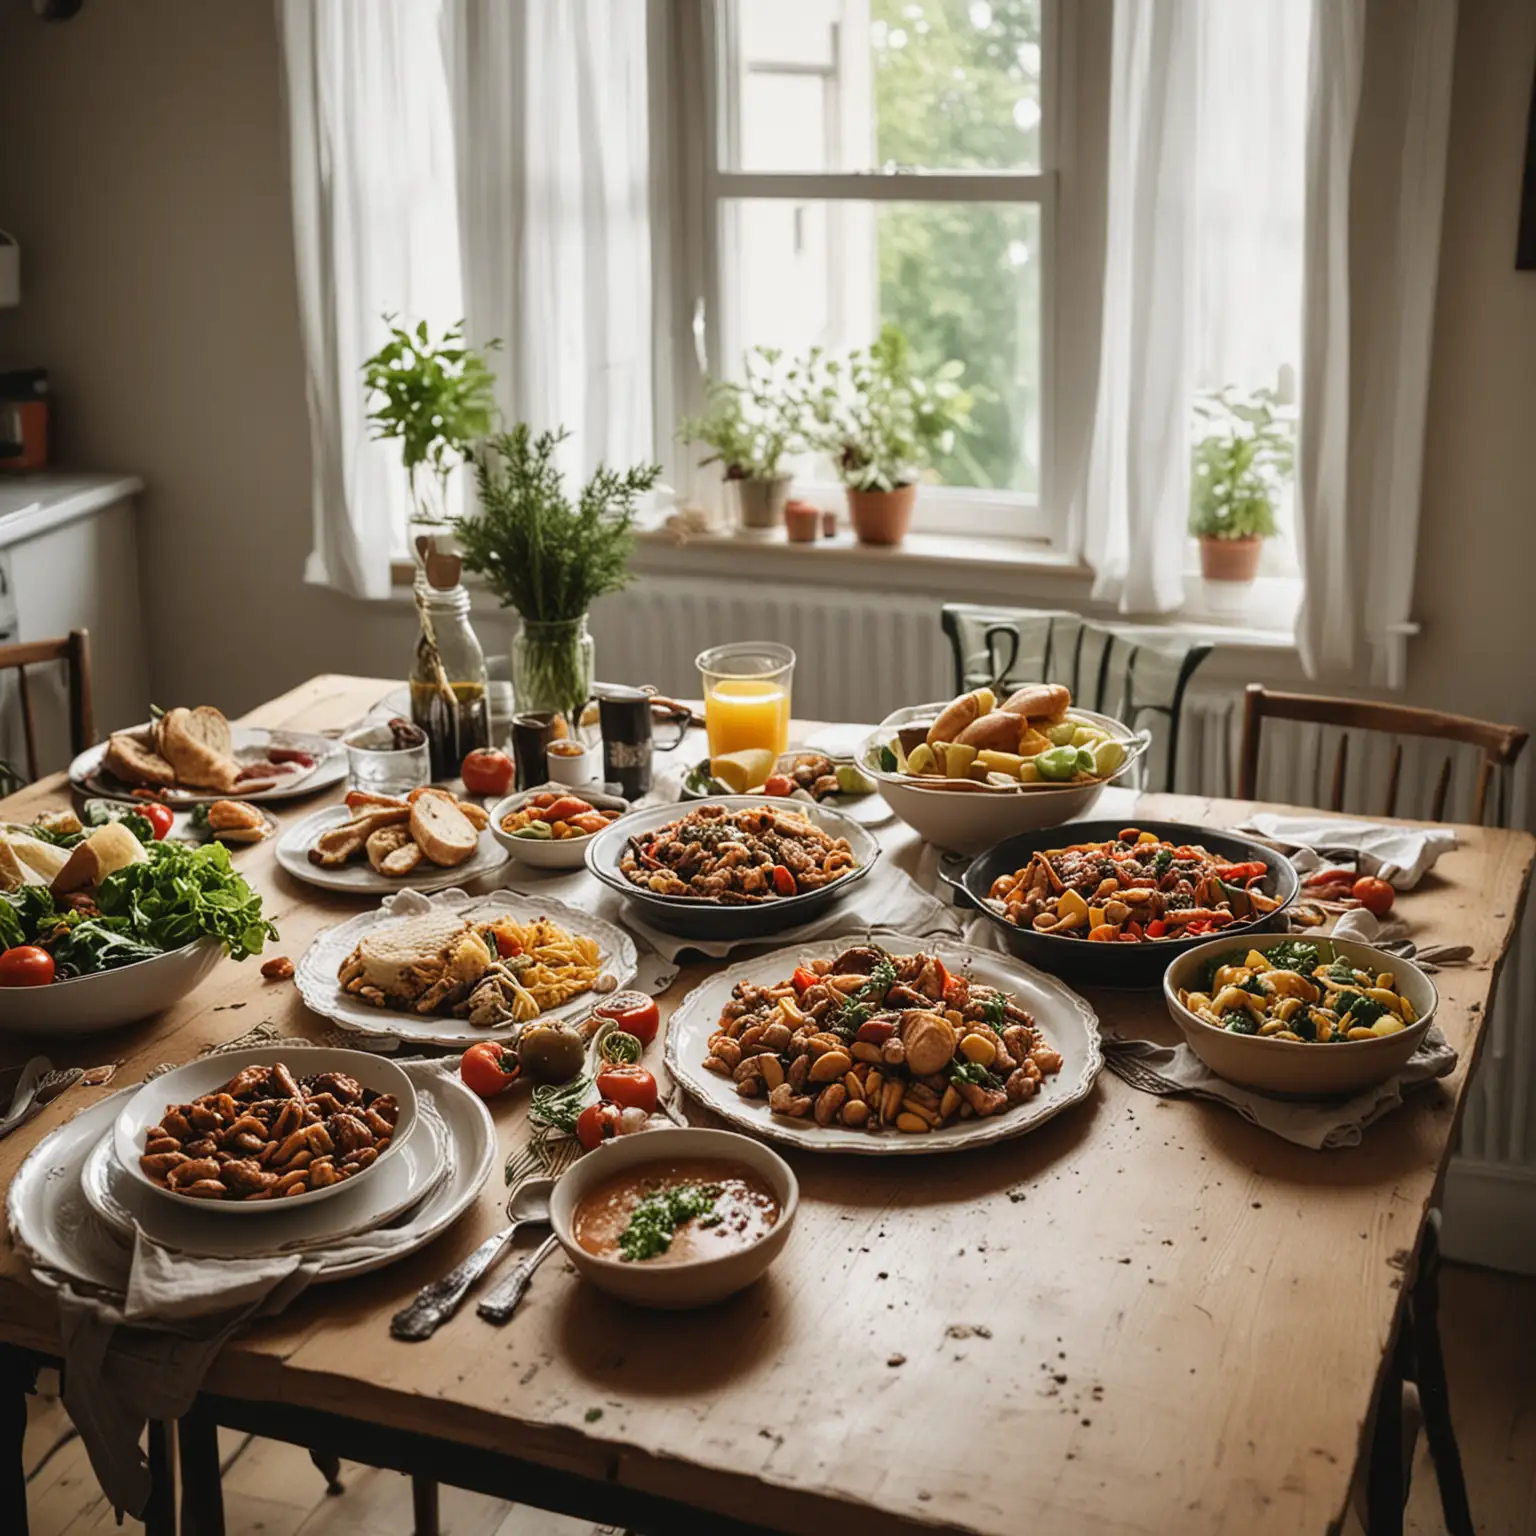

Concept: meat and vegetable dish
[[1177, 941, 1418, 1043], [619, 804, 858, 903], [500, 792, 621, 843], [987, 828, 1283, 942], [138, 1060, 398, 1202], [702, 944, 1064, 1134]]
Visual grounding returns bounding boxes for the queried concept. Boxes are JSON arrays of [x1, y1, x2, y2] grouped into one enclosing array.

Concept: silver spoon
[[389, 1176, 554, 1341], [477, 1232, 560, 1325]]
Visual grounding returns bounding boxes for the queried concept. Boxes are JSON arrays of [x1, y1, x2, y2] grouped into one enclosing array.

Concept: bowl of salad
[[489, 785, 629, 869], [0, 807, 277, 1037]]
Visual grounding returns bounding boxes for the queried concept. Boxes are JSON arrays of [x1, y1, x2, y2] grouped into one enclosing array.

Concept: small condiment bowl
[[550, 1127, 798, 1309], [488, 783, 630, 870]]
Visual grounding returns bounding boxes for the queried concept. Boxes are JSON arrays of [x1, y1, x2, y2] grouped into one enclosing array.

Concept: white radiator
[[596, 578, 1536, 1266]]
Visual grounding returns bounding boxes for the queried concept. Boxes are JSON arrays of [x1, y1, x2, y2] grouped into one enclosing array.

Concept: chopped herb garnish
[[1262, 940, 1321, 974], [617, 1183, 723, 1263], [1152, 847, 1175, 877], [529, 1074, 593, 1136], [1327, 958, 1358, 985], [949, 1059, 1003, 1089], [978, 992, 1009, 1030], [829, 954, 897, 1036]]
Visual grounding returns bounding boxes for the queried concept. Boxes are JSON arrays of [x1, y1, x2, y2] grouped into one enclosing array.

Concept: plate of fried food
[[71, 705, 347, 805], [275, 787, 511, 894], [295, 887, 638, 1048], [665, 934, 1102, 1154]]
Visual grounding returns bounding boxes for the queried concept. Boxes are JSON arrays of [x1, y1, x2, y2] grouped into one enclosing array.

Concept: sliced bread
[[409, 791, 478, 868], [103, 732, 177, 789]]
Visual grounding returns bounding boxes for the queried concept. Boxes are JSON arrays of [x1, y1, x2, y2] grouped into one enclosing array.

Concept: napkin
[[51, 1057, 458, 1518], [1099, 1026, 1458, 1149], [1241, 813, 1457, 889]]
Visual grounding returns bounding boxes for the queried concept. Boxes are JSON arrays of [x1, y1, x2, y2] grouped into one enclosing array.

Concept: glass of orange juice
[[697, 642, 795, 757]]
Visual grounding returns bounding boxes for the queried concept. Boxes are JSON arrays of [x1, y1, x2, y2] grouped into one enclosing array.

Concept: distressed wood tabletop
[[0, 675, 1530, 1536]]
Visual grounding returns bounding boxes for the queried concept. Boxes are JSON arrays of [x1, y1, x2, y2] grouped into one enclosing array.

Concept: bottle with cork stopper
[[409, 536, 490, 780]]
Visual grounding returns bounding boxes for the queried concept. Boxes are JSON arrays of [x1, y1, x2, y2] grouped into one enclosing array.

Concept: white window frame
[[654, 0, 1102, 550]]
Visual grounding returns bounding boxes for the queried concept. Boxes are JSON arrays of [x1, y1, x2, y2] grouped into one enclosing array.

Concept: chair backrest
[[1237, 685, 1528, 827], [940, 604, 1213, 793], [0, 629, 95, 783]]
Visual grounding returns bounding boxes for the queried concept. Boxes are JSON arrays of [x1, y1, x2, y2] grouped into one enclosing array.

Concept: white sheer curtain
[[278, 0, 652, 598], [1295, 0, 1458, 686], [277, 0, 464, 601]]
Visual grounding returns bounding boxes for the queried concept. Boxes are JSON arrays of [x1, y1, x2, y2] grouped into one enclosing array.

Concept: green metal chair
[[940, 604, 1213, 793]]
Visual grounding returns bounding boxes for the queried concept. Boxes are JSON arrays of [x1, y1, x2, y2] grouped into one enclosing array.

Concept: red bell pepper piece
[[1145, 919, 1167, 938], [791, 967, 819, 994], [771, 865, 797, 898]]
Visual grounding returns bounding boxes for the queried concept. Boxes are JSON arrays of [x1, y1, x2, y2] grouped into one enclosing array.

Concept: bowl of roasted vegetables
[[941, 821, 1299, 987], [859, 686, 1149, 854], [489, 786, 628, 869], [1164, 935, 1437, 1096]]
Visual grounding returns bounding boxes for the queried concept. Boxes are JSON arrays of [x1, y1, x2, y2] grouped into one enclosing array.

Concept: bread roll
[[999, 684, 1071, 722], [954, 710, 1027, 753], [925, 688, 996, 747]]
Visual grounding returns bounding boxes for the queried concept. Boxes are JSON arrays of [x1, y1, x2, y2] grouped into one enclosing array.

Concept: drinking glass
[[696, 642, 795, 757], [343, 721, 430, 796]]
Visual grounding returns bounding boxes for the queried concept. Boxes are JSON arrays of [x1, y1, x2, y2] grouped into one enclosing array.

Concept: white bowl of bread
[[858, 685, 1148, 855]]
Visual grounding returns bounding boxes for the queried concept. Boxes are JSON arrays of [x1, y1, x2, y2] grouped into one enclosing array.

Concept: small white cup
[[546, 737, 598, 787]]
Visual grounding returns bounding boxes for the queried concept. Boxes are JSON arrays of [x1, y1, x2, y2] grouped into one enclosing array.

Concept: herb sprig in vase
[[453, 426, 662, 726]]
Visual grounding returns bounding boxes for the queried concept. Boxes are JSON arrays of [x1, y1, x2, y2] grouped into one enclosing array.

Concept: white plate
[[7, 1064, 496, 1290], [70, 724, 347, 806], [295, 886, 638, 1049], [276, 804, 512, 895], [487, 783, 630, 871], [113, 1047, 419, 1215], [664, 932, 1103, 1154], [85, 1093, 449, 1256]]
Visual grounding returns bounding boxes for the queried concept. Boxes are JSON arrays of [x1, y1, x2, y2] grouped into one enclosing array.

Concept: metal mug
[[511, 711, 558, 792], [597, 686, 687, 799]]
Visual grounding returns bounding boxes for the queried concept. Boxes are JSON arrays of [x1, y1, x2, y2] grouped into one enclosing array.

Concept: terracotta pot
[[846, 483, 917, 546], [734, 474, 792, 530], [1198, 535, 1263, 583], [783, 499, 821, 544]]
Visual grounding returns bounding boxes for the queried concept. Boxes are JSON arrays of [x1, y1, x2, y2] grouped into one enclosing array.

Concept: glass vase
[[511, 615, 595, 728]]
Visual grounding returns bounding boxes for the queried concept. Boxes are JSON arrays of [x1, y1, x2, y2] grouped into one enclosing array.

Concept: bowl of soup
[[549, 1127, 798, 1309]]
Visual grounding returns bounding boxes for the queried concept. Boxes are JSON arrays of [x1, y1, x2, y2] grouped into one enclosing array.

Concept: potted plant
[[798, 325, 976, 546], [452, 425, 661, 725], [361, 316, 501, 530], [1190, 387, 1295, 585], [678, 347, 803, 530]]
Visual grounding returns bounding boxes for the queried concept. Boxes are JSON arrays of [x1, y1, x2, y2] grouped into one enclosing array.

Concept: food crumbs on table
[[887, 1353, 906, 1367], [585, 1408, 603, 1423]]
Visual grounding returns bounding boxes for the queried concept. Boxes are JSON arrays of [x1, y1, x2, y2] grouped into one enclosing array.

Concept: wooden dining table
[[0, 674, 1531, 1536]]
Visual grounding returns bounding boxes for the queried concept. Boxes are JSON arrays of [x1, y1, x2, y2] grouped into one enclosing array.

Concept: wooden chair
[[0, 630, 95, 782], [940, 603, 1213, 792], [1237, 685, 1528, 826]]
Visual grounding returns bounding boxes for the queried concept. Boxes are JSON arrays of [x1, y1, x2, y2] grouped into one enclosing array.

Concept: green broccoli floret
[[1337, 992, 1389, 1029], [1223, 1011, 1259, 1036]]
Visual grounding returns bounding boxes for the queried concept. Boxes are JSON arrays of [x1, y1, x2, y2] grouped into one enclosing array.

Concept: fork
[[0, 1066, 83, 1140]]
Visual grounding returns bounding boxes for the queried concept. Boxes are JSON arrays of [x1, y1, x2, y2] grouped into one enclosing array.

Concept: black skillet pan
[[939, 818, 1300, 989]]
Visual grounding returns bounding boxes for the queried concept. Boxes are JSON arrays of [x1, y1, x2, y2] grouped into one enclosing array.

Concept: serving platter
[[276, 804, 511, 895], [70, 724, 347, 806], [295, 886, 638, 1049], [7, 1064, 495, 1289], [664, 931, 1103, 1155]]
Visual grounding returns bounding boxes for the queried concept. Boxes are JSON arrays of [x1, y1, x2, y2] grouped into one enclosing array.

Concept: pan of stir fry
[[585, 797, 880, 940], [941, 820, 1299, 987]]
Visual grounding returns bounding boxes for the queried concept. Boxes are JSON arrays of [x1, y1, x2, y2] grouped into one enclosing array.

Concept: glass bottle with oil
[[410, 548, 490, 780]]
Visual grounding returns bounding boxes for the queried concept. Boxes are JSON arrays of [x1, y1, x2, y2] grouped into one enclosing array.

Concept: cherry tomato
[[460, 748, 514, 797], [595, 1064, 658, 1115], [771, 864, 797, 897], [762, 774, 795, 797], [459, 1041, 521, 1098], [593, 990, 660, 1046], [140, 802, 174, 840], [1352, 876, 1396, 916], [0, 946, 54, 987], [576, 1101, 622, 1150]]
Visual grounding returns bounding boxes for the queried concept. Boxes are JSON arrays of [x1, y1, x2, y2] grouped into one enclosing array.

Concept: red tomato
[[762, 775, 795, 797], [0, 946, 54, 987], [593, 990, 660, 1046], [460, 749, 514, 797], [595, 1065, 658, 1115], [1352, 876, 1396, 916], [140, 803, 174, 840], [576, 1101, 622, 1150], [771, 864, 797, 897], [459, 1041, 521, 1098]]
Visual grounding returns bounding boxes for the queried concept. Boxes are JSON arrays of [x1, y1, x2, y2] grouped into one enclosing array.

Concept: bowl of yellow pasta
[[1163, 934, 1437, 1097]]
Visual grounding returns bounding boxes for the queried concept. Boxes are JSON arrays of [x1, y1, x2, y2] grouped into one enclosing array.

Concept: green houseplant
[[797, 324, 976, 546], [677, 347, 804, 530], [453, 425, 661, 725], [1189, 387, 1295, 584]]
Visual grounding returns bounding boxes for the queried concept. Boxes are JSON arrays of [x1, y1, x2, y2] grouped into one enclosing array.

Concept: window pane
[[721, 199, 1040, 495], [721, 0, 1043, 173]]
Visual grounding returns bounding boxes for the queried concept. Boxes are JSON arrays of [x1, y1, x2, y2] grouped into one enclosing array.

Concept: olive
[[518, 1023, 586, 1084]]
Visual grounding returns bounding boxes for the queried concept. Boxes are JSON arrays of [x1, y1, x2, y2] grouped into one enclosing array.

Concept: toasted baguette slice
[[379, 841, 425, 877], [104, 732, 177, 789], [409, 792, 478, 867], [51, 822, 149, 895], [188, 705, 234, 757], [364, 823, 412, 873], [159, 708, 241, 792]]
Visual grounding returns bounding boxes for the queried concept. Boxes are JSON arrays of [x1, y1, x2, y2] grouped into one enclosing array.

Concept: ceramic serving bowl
[[0, 938, 221, 1038], [549, 1127, 798, 1309], [1163, 934, 1437, 1097], [113, 1046, 418, 1215], [487, 783, 630, 870], [858, 703, 1150, 856]]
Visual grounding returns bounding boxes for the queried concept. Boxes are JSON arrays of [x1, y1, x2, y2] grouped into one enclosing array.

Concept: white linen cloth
[[1241, 811, 1457, 888], [51, 1059, 458, 1517], [1294, 0, 1458, 684], [1100, 1026, 1457, 1150]]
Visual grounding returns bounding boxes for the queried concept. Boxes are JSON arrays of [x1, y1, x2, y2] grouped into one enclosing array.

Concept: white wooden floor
[[21, 1263, 1536, 1534]]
